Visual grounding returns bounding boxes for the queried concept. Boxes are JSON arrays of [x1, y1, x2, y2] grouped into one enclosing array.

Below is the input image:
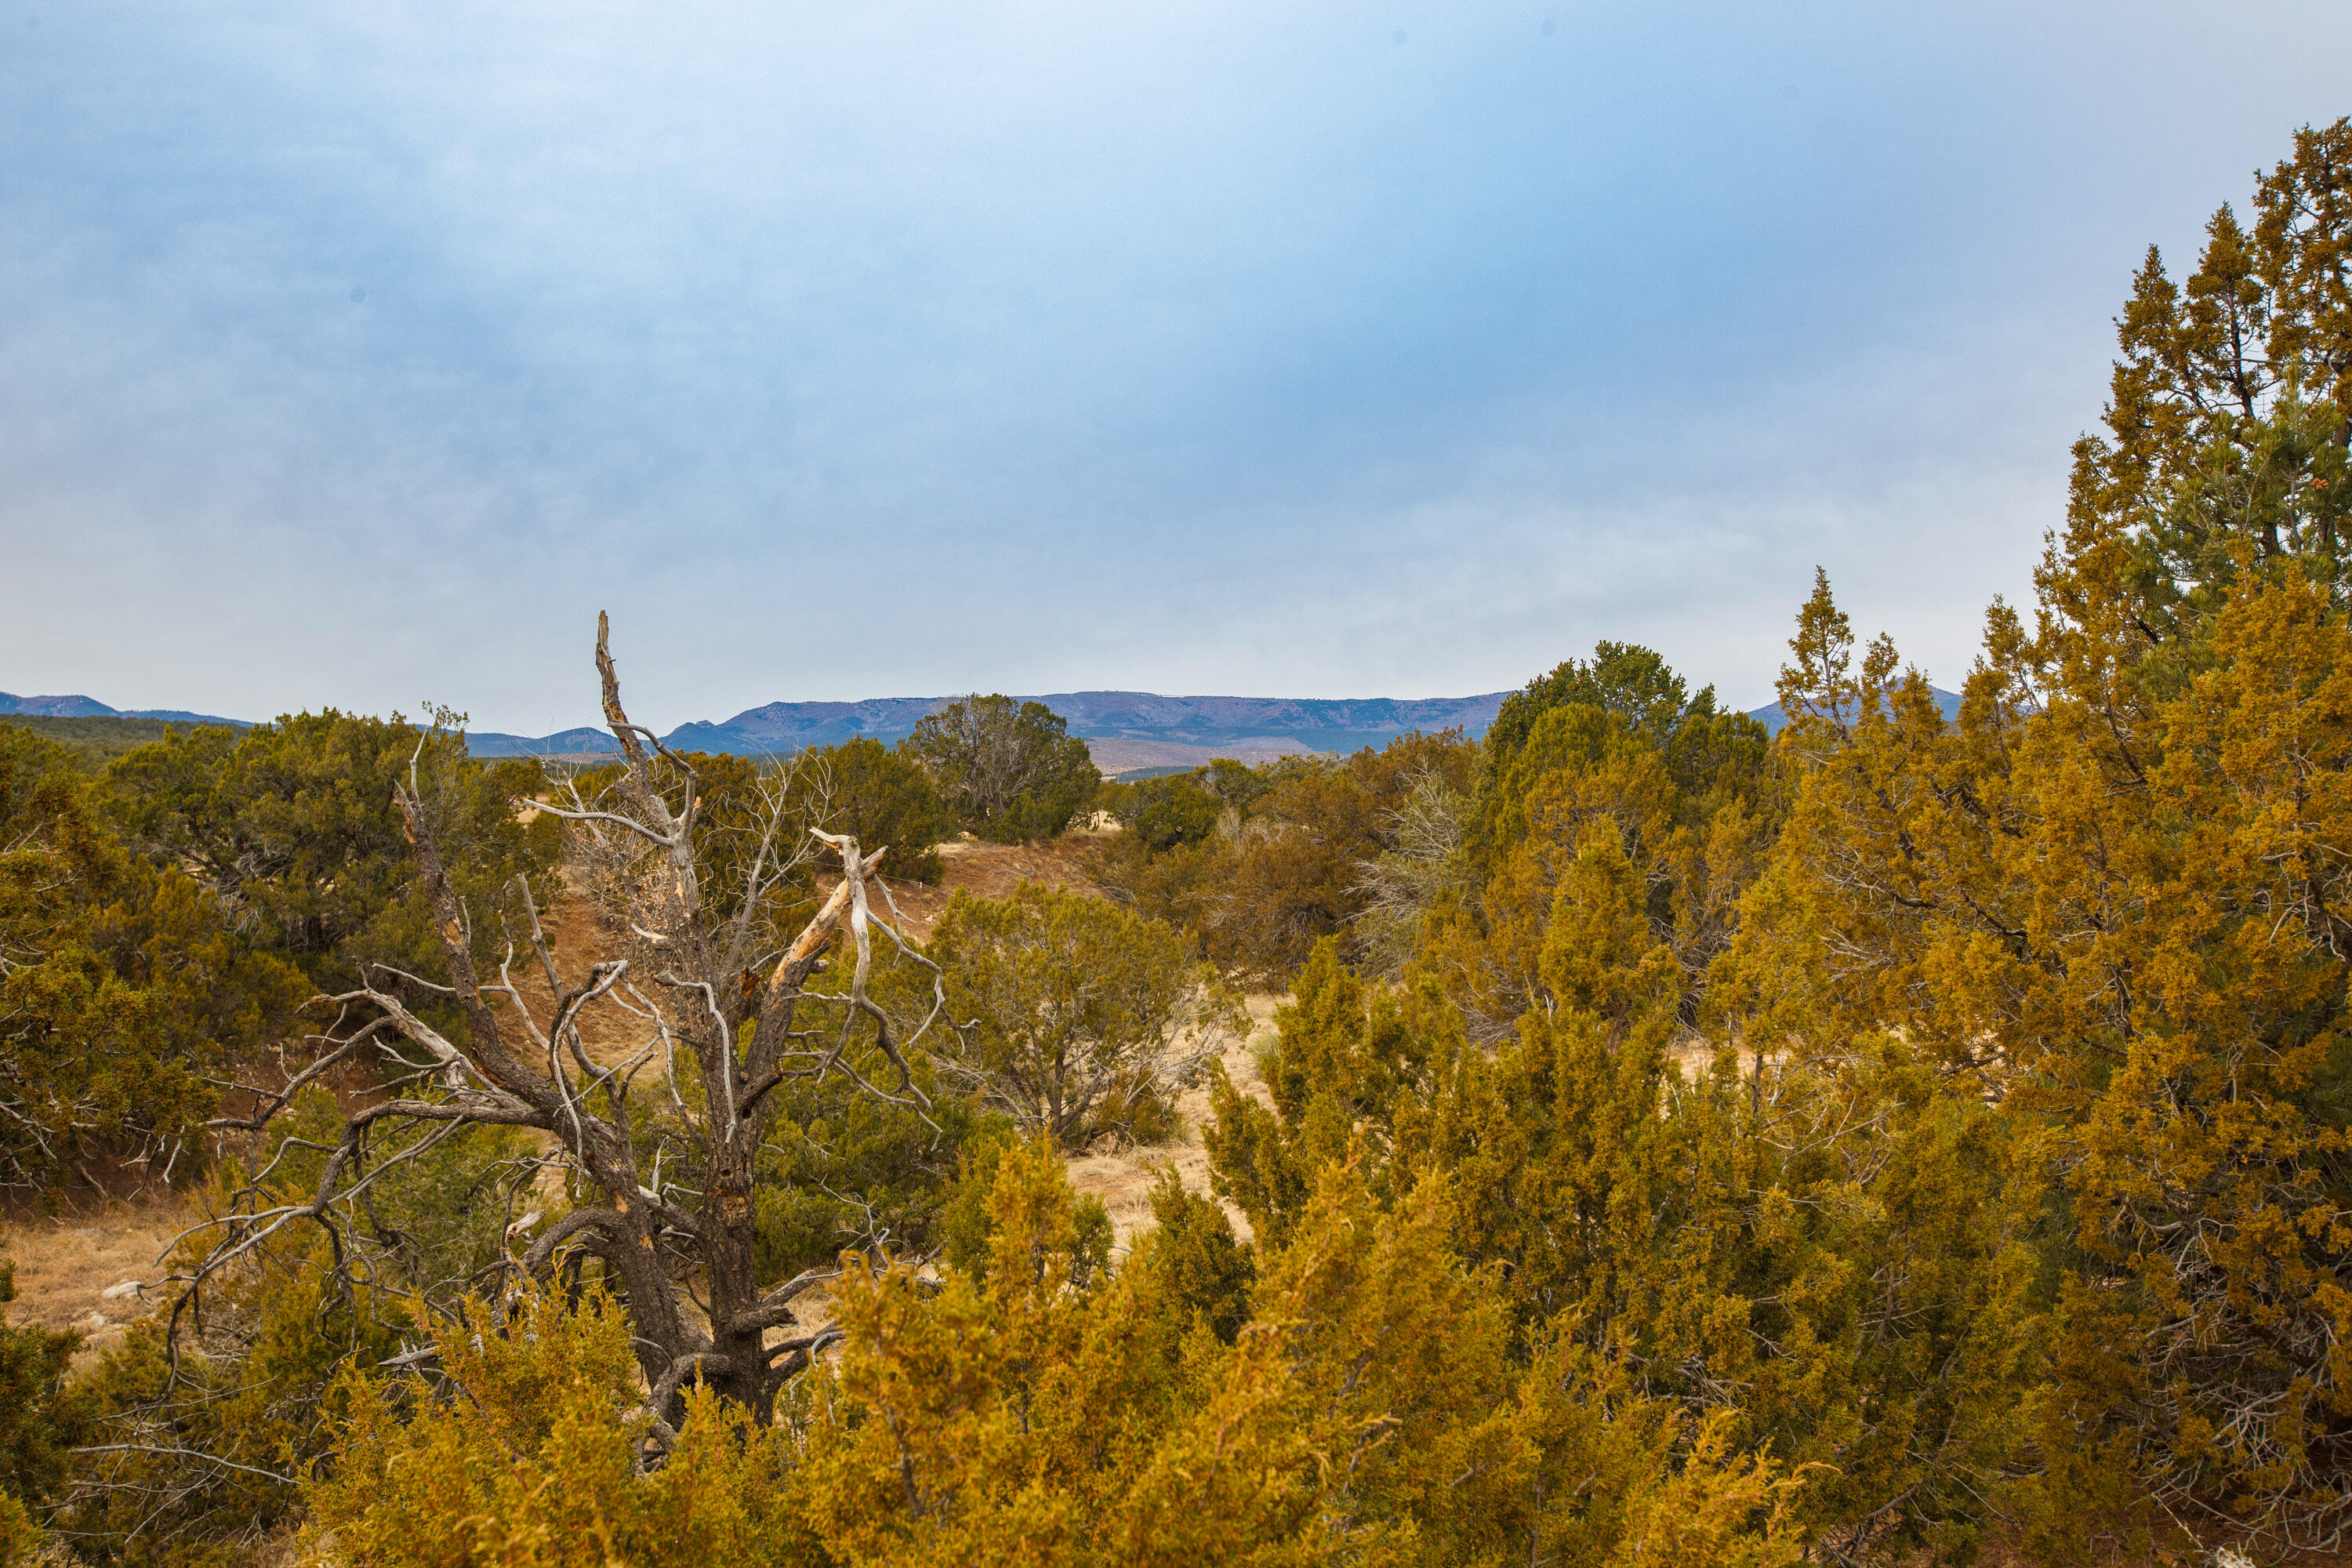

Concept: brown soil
[[848, 829, 1112, 939]]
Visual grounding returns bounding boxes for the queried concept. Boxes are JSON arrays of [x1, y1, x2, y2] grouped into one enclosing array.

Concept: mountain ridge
[[5, 684, 1973, 760], [0, 691, 248, 726], [468, 690, 1520, 759]]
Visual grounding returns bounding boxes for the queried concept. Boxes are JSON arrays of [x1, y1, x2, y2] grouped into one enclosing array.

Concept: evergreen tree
[[907, 695, 1098, 843]]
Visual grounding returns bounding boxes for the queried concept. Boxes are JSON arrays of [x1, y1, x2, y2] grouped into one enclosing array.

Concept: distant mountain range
[[467, 691, 1519, 768], [3, 684, 1970, 764], [0, 691, 248, 726]]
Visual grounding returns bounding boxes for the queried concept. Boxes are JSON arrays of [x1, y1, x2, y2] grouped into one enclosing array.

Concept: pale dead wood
[[157, 614, 949, 1464]]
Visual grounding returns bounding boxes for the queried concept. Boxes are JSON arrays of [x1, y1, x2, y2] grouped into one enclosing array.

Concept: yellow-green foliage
[[1737, 564, 2352, 1553], [307, 1288, 819, 1568], [1704, 125, 2352, 1546], [0, 715, 227, 771], [0, 724, 307, 1195], [930, 884, 1243, 1147], [307, 1142, 1808, 1567], [1426, 646, 1773, 1046], [1, 708, 562, 1198], [0, 1260, 91, 1567], [53, 1100, 533, 1567], [1213, 888, 2031, 1559], [1134, 1165, 1254, 1342]]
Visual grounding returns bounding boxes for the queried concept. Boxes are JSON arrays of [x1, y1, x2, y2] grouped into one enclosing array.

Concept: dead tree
[[174, 614, 946, 1450]]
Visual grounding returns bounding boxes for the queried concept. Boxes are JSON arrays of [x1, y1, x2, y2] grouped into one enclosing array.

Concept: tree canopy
[[906, 695, 1098, 843]]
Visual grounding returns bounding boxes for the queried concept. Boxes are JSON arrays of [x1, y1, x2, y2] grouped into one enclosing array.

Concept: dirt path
[[1063, 993, 1283, 1254]]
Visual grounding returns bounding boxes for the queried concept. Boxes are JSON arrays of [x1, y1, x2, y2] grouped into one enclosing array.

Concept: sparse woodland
[[4, 118, 2352, 1566]]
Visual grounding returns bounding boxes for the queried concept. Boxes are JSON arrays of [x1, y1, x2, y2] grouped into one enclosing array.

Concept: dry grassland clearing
[[1, 1198, 194, 1368], [1065, 992, 1279, 1253]]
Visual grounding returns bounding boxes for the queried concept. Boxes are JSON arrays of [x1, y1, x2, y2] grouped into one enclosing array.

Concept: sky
[[3, 2, 2349, 734]]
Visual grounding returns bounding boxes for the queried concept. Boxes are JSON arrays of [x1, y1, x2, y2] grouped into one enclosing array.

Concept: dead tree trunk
[[176, 614, 945, 1451]]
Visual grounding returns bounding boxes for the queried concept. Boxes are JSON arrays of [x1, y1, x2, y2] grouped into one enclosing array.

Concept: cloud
[[2, 1, 2347, 728]]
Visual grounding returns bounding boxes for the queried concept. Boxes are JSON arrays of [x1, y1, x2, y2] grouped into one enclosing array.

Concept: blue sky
[[3, 2, 2347, 733]]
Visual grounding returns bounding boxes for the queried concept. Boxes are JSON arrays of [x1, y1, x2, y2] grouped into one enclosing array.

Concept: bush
[[303, 1289, 817, 1568], [63, 1249, 401, 1566], [907, 695, 1097, 843], [1136, 1167, 1253, 1342], [1112, 771, 1224, 852], [0, 1261, 92, 1563], [803, 736, 956, 882], [54, 1094, 528, 1566], [103, 712, 561, 998], [300, 1145, 1810, 1568], [929, 884, 1242, 1148], [0, 725, 307, 1196]]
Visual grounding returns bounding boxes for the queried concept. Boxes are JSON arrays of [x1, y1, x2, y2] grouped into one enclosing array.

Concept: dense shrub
[[1106, 770, 1223, 851], [0, 725, 306, 1195], [0, 1261, 92, 1566], [303, 1144, 1811, 1568], [804, 735, 956, 882], [928, 884, 1240, 1148], [104, 712, 561, 996], [907, 695, 1098, 842]]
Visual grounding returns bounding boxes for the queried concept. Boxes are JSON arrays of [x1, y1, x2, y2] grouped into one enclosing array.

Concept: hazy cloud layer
[[3, 2, 2347, 731]]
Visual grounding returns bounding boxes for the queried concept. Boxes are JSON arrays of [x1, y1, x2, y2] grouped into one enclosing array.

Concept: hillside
[[470, 688, 1515, 763], [0, 691, 244, 726], [0, 713, 245, 767], [1, 681, 1935, 768]]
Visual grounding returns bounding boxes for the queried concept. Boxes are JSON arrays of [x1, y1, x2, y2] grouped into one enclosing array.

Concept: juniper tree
[[171, 617, 953, 1449]]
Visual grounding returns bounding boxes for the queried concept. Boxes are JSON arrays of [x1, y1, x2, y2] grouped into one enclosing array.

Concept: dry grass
[[1064, 993, 1281, 1254], [1, 1193, 192, 1366]]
